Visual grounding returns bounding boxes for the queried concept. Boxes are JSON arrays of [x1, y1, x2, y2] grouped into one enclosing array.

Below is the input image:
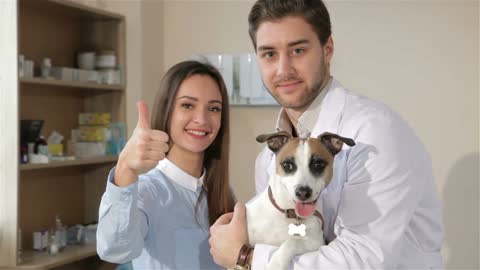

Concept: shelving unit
[[17, 245, 96, 270], [0, 0, 126, 269]]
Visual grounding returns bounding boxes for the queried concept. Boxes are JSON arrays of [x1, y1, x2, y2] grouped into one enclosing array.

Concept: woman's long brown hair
[[151, 61, 235, 225]]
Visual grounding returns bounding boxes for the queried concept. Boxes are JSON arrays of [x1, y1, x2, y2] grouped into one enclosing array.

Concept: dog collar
[[268, 186, 324, 230]]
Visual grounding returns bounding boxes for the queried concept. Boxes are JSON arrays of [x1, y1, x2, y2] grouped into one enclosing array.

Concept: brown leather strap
[[236, 244, 253, 268], [268, 186, 324, 230], [313, 211, 325, 229]]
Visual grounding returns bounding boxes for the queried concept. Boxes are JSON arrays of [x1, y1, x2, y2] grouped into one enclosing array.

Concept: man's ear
[[324, 36, 334, 63], [256, 131, 292, 153], [318, 132, 355, 156]]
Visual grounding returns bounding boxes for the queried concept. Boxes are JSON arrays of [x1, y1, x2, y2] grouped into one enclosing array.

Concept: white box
[[100, 69, 121, 85], [33, 231, 49, 250], [24, 60, 34, 78], [33, 232, 42, 250], [77, 69, 99, 83], [51, 67, 75, 81], [74, 142, 106, 158]]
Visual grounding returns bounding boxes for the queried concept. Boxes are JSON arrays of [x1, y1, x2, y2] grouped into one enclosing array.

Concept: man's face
[[256, 16, 333, 110]]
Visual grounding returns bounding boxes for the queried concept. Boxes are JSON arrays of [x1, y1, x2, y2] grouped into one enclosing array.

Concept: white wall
[[162, 0, 272, 204], [141, 0, 165, 114], [327, 1, 479, 267], [159, 0, 479, 269]]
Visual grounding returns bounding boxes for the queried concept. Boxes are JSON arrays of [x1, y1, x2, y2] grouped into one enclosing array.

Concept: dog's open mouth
[[295, 201, 316, 218]]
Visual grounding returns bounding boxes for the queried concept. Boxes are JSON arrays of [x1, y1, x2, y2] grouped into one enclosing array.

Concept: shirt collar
[[275, 76, 332, 137], [156, 158, 205, 192]]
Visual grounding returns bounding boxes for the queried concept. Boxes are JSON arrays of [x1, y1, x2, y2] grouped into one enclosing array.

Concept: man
[[209, 0, 444, 269]]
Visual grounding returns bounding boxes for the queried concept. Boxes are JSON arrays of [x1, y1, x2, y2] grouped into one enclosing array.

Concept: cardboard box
[[78, 113, 111, 126]]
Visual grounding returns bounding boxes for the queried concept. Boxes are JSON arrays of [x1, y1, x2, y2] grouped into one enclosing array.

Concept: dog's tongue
[[295, 202, 316, 217]]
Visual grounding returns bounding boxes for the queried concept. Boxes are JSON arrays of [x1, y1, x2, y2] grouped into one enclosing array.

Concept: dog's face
[[257, 131, 355, 218]]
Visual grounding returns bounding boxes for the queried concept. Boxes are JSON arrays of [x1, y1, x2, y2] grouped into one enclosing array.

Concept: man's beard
[[268, 61, 329, 110]]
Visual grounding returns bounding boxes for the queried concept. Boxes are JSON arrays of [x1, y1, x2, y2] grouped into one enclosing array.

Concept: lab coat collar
[[311, 78, 347, 137], [274, 77, 347, 138]]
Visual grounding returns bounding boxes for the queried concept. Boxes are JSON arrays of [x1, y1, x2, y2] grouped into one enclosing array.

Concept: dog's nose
[[295, 186, 312, 201]]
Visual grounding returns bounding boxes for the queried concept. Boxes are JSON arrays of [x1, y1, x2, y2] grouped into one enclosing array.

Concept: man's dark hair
[[248, 0, 332, 49]]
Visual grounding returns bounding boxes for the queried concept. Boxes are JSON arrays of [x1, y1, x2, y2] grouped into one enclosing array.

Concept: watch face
[[231, 266, 248, 270]]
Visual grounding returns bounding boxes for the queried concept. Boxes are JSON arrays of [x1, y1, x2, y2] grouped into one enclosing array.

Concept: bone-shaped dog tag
[[288, 223, 306, 237]]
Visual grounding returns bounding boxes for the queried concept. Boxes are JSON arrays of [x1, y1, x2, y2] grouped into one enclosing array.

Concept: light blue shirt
[[96, 158, 222, 270]]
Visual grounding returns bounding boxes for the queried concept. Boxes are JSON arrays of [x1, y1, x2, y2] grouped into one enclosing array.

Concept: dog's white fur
[[245, 132, 354, 270]]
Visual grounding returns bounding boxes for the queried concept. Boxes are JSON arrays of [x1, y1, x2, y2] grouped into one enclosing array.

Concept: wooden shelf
[[0, 0, 128, 268], [46, 0, 125, 21], [20, 78, 124, 92], [16, 245, 96, 269], [20, 156, 118, 171]]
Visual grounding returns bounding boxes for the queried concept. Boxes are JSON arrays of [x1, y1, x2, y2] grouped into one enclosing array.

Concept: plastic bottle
[[41, 58, 51, 78], [54, 215, 67, 249]]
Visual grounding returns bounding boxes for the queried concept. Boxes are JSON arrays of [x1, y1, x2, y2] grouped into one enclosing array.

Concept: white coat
[[252, 79, 444, 269]]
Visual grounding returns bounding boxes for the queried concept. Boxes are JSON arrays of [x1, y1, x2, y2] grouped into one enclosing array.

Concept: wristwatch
[[231, 244, 253, 270]]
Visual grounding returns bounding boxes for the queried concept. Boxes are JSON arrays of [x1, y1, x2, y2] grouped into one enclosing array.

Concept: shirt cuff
[[105, 167, 138, 204], [251, 244, 277, 270]]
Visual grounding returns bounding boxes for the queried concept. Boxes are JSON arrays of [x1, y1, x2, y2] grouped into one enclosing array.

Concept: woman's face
[[168, 74, 223, 157]]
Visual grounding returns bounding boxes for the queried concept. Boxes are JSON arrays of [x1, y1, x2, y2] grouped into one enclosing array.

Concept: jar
[[96, 50, 116, 69], [77, 51, 96, 70]]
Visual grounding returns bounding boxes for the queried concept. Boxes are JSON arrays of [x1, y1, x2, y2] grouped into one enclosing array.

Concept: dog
[[245, 131, 355, 270]]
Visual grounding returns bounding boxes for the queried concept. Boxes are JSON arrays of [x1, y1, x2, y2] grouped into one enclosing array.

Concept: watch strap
[[235, 244, 253, 269]]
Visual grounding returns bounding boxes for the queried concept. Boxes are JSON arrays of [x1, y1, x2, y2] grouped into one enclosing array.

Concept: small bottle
[[54, 215, 67, 249], [47, 234, 60, 255], [18, 54, 25, 78], [35, 135, 48, 156], [20, 144, 29, 164], [41, 58, 51, 79]]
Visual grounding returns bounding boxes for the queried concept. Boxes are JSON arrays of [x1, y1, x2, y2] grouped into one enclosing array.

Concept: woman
[[97, 61, 236, 269]]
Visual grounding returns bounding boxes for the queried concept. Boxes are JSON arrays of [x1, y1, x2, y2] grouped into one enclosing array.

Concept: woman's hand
[[114, 101, 170, 187]]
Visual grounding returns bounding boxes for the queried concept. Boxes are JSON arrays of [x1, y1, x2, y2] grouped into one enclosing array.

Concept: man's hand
[[114, 101, 169, 187], [209, 203, 249, 268]]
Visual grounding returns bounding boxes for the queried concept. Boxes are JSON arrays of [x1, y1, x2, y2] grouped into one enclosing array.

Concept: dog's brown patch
[[307, 138, 334, 186], [275, 138, 300, 175]]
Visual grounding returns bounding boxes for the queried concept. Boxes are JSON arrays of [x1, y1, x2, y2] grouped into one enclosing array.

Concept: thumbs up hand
[[114, 101, 170, 187], [209, 203, 249, 268], [136, 100, 151, 129]]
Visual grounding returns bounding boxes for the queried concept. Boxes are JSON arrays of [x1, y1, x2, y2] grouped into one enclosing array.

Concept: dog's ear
[[318, 132, 355, 156], [256, 131, 291, 153]]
